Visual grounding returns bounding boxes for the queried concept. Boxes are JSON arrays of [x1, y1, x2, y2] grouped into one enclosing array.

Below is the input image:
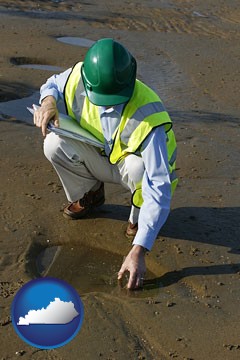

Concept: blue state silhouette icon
[[11, 277, 84, 349]]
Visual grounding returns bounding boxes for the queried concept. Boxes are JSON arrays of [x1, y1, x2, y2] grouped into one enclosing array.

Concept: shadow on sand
[[148, 206, 240, 288], [161, 206, 239, 252], [95, 205, 239, 253]]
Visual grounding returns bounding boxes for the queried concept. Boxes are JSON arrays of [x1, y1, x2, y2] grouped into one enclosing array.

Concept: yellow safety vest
[[64, 62, 178, 207]]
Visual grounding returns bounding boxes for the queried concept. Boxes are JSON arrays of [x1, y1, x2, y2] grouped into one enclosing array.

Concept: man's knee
[[43, 133, 62, 162], [124, 154, 144, 184]]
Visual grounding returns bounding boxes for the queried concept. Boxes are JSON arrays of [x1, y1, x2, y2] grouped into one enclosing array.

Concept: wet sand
[[0, 1, 240, 359]]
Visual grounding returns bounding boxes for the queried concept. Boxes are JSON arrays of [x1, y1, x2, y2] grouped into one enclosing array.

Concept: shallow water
[[18, 64, 63, 71], [57, 37, 95, 48], [0, 92, 66, 123], [34, 245, 160, 297]]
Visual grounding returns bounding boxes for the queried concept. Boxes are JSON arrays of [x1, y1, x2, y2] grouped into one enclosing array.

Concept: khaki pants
[[43, 132, 144, 224]]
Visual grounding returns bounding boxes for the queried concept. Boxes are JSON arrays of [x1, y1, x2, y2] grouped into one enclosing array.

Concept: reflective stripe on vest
[[131, 127, 178, 208], [64, 62, 105, 143], [121, 101, 166, 144], [64, 62, 83, 119], [109, 80, 172, 164]]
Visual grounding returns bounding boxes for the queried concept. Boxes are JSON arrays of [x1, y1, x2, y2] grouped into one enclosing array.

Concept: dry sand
[[0, 1, 240, 359]]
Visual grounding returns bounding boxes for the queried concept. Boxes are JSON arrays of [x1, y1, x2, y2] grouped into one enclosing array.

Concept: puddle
[[0, 92, 39, 124], [0, 92, 66, 124], [10, 57, 63, 72], [32, 244, 161, 297], [57, 37, 95, 48], [18, 64, 63, 71]]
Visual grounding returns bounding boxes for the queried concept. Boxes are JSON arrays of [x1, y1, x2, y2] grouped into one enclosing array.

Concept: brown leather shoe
[[63, 182, 105, 219], [125, 222, 138, 238]]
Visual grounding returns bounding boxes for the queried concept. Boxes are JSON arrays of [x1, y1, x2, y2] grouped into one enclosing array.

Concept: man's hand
[[33, 96, 59, 136], [118, 245, 146, 290]]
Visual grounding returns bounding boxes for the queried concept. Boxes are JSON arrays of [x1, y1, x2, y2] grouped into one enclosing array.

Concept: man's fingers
[[53, 112, 59, 128], [117, 266, 125, 280], [54, 118, 59, 128], [118, 256, 127, 280], [33, 111, 41, 126], [135, 275, 144, 289], [42, 122, 48, 137], [117, 272, 123, 281], [127, 271, 137, 289], [117, 268, 126, 289], [33, 101, 58, 136], [118, 247, 146, 290], [33, 112, 37, 125], [40, 115, 50, 136], [34, 110, 45, 128], [118, 269, 144, 290]]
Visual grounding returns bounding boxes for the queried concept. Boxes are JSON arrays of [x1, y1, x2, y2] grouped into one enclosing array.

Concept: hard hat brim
[[84, 80, 135, 106]]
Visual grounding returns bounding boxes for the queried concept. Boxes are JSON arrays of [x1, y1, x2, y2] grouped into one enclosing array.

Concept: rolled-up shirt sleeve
[[132, 126, 172, 251], [39, 68, 72, 104]]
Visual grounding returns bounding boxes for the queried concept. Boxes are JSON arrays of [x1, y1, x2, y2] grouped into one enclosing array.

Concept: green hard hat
[[81, 38, 137, 106]]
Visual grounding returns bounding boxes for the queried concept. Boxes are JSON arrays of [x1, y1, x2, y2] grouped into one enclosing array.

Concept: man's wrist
[[132, 244, 148, 255], [41, 95, 56, 106]]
